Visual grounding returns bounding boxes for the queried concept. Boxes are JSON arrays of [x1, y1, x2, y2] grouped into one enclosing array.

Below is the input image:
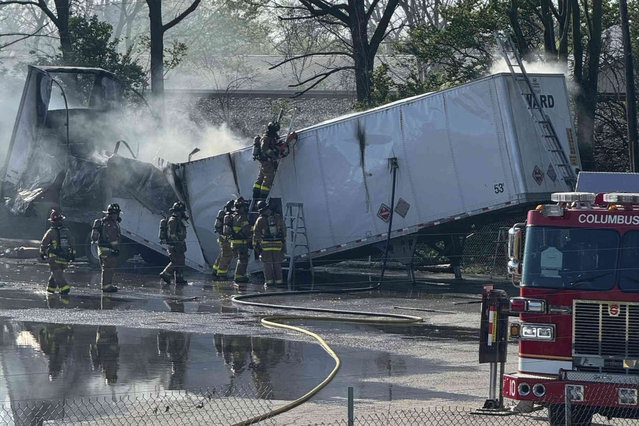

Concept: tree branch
[[36, 0, 58, 26], [298, 0, 350, 25], [163, 0, 201, 32], [289, 66, 354, 97], [288, 65, 354, 87], [0, 24, 47, 49], [366, 0, 382, 20], [0, 0, 39, 6], [268, 51, 352, 69], [369, 0, 400, 54]]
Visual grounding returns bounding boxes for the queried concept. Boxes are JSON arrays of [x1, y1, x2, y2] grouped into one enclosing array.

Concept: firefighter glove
[[40, 252, 47, 261]]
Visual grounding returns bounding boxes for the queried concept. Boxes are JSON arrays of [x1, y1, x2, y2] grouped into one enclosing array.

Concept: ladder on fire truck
[[284, 202, 314, 286], [494, 32, 577, 190]]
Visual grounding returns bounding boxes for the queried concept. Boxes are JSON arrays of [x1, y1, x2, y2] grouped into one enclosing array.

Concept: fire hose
[[230, 157, 422, 425]]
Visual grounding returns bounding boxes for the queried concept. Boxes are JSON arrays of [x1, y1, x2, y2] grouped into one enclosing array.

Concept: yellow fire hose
[[230, 288, 423, 425], [230, 156, 416, 425]]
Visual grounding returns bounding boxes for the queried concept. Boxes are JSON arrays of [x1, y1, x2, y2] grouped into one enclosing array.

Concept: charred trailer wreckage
[[2, 66, 581, 279], [0, 66, 207, 270]]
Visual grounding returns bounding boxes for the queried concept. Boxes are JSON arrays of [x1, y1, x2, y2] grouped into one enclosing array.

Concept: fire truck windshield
[[522, 226, 618, 290], [620, 231, 639, 291]]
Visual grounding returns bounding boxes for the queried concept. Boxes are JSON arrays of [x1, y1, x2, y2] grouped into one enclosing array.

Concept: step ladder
[[284, 202, 314, 285], [494, 32, 577, 190]]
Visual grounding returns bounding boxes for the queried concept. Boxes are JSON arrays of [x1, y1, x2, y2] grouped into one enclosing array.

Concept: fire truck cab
[[506, 191, 639, 424]]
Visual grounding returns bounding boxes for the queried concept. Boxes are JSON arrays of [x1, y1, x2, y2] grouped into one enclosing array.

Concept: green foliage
[[137, 35, 189, 76], [52, 16, 146, 92], [361, 0, 507, 109], [354, 64, 400, 110], [399, 1, 505, 86]]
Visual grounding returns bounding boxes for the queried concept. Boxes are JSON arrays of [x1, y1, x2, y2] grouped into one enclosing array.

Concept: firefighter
[[231, 197, 251, 284], [90, 325, 120, 385], [160, 201, 189, 285], [91, 203, 122, 293], [252, 121, 297, 205], [38, 324, 73, 380], [40, 209, 76, 295], [253, 201, 286, 287], [212, 200, 235, 280]]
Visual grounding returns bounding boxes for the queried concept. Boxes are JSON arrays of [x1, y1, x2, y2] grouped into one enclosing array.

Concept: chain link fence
[[4, 384, 639, 425], [296, 385, 639, 425], [0, 385, 275, 425], [300, 405, 639, 425]]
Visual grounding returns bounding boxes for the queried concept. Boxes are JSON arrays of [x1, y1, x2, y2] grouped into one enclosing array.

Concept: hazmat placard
[[377, 203, 391, 222]]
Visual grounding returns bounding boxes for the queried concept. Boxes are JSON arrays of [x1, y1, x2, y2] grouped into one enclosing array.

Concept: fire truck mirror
[[507, 224, 525, 277], [479, 286, 509, 364]]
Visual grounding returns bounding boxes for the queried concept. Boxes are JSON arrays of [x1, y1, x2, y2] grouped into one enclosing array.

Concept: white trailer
[[168, 72, 581, 273]]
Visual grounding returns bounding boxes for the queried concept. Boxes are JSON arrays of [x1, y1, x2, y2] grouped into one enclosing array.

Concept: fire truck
[[503, 189, 639, 424]]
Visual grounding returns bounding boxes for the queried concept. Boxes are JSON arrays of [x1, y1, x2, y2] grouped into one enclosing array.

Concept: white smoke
[[489, 48, 580, 98], [489, 49, 569, 76], [0, 71, 27, 169], [58, 89, 248, 166]]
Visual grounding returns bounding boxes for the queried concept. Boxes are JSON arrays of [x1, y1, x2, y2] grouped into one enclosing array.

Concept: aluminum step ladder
[[494, 32, 577, 190], [284, 202, 314, 285]]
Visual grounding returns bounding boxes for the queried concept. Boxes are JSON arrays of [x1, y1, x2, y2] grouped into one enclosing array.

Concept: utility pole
[[620, 0, 638, 171]]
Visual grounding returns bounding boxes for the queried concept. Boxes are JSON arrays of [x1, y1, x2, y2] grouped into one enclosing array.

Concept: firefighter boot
[[159, 271, 172, 285], [175, 270, 187, 285], [47, 275, 56, 294], [102, 284, 118, 293]]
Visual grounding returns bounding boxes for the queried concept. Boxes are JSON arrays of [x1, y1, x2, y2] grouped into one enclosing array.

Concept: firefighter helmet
[[256, 201, 269, 213], [225, 200, 235, 211], [267, 121, 280, 134], [48, 209, 65, 223], [234, 197, 248, 210], [170, 201, 186, 213], [104, 203, 121, 215]]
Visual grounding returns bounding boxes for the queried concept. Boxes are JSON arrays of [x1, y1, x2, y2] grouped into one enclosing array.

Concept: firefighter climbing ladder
[[494, 32, 577, 190], [284, 202, 314, 285]]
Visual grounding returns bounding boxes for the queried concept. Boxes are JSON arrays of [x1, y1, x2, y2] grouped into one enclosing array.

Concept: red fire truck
[[504, 191, 639, 424]]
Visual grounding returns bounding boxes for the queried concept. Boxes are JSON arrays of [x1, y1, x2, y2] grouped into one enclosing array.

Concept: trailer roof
[[181, 71, 568, 164]]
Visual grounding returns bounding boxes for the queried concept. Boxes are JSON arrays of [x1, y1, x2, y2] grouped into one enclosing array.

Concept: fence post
[[565, 386, 572, 425], [348, 387, 354, 426]]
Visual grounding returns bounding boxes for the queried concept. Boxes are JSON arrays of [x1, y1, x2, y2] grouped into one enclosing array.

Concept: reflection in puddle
[[0, 319, 345, 407]]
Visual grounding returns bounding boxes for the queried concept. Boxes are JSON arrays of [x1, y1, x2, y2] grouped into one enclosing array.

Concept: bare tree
[[0, 0, 73, 60], [145, 0, 201, 94], [620, 0, 638, 171], [113, 0, 144, 49], [0, 23, 47, 50], [269, 0, 402, 101]]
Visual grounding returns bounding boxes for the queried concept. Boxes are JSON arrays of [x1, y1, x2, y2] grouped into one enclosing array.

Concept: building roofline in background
[[163, 89, 357, 98]]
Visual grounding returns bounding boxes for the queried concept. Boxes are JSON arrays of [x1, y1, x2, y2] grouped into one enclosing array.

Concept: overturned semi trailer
[[0, 66, 206, 270], [167, 72, 581, 275]]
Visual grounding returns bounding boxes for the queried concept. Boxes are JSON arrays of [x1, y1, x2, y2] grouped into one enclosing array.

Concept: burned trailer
[[168, 73, 582, 278], [0, 66, 207, 270]]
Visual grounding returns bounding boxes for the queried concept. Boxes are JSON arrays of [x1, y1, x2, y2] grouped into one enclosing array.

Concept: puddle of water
[[0, 317, 463, 408]]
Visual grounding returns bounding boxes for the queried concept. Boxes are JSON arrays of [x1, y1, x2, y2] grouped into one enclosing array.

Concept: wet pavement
[[0, 246, 519, 422]]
